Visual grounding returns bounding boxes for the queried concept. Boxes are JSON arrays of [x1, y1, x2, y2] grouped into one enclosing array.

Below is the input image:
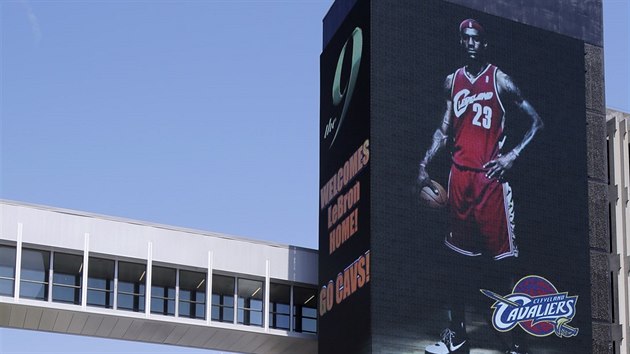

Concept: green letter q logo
[[328, 27, 363, 148]]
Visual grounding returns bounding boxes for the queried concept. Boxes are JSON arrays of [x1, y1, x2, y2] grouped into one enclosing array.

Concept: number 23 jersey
[[451, 64, 506, 170]]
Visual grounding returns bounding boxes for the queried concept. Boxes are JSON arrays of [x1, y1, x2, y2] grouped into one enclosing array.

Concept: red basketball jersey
[[451, 64, 506, 170]]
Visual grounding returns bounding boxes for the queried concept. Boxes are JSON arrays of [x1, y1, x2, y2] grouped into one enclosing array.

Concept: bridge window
[[151, 266, 176, 316], [87, 257, 114, 308], [52, 252, 83, 304], [211, 274, 235, 323], [237, 278, 264, 327], [293, 286, 317, 334], [179, 270, 206, 319], [20, 248, 50, 301], [117, 261, 146, 312], [0, 245, 16, 296], [269, 283, 290, 330]]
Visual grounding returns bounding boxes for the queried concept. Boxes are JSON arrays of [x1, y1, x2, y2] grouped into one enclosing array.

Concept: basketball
[[420, 180, 448, 209]]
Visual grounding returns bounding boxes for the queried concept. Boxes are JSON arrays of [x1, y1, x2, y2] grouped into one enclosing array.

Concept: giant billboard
[[321, 1, 592, 353], [319, 1, 371, 353], [369, 1, 592, 353]]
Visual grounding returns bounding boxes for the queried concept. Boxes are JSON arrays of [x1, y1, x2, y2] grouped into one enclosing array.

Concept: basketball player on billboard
[[417, 19, 543, 354]]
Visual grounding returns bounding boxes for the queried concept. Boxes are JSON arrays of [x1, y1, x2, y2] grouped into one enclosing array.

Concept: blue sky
[[0, 0, 628, 353]]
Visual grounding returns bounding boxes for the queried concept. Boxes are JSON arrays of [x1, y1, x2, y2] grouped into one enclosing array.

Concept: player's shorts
[[445, 163, 517, 260]]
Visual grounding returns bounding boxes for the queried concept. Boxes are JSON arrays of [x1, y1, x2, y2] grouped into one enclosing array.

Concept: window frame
[[51, 252, 83, 305], [0, 245, 17, 297], [86, 256, 115, 309], [19, 248, 51, 301]]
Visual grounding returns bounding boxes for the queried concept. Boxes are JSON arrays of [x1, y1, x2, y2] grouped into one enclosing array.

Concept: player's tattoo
[[420, 129, 448, 168], [497, 71, 544, 158], [484, 71, 544, 179], [419, 74, 454, 170], [512, 99, 543, 156]]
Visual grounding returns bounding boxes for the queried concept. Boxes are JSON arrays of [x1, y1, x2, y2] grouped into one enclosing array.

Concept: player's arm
[[484, 70, 544, 179], [418, 74, 454, 189]]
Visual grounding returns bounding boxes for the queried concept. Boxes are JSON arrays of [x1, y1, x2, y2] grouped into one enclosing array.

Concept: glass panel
[[152, 287, 175, 298], [293, 286, 317, 308], [301, 318, 317, 334], [53, 253, 83, 285], [270, 283, 290, 304], [274, 314, 290, 330], [178, 270, 206, 319], [117, 261, 145, 312], [20, 249, 49, 301], [0, 246, 16, 279], [276, 303, 290, 314], [211, 304, 219, 321], [53, 273, 79, 286], [52, 253, 82, 305], [117, 293, 145, 312], [151, 266, 176, 316], [0, 278, 14, 297], [88, 277, 112, 289], [87, 289, 113, 308], [180, 301, 190, 317], [192, 290, 206, 304], [293, 286, 317, 333], [87, 258, 114, 308], [20, 281, 47, 300], [21, 249, 49, 282], [52, 285, 81, 304], [269, 283, 290, 330], [88, 257, 114, 289], [211, 294, 235, 323], [237, 278, 263, 326], [118, 261, 146, 284], [250, 298, 263, 311], [152, 266, 175, 288], [222, 306, 234, 323], [180, 270, 206, 292], [302, 307, 317, 318], [212, 275, 234, 294], [118, 281, 146, 294], [195, 304, 205, 319], [250, 308, 262, 325], [150, 298, 175, 315], [180, 289, 191, 301], [212, 275, 235, 323], [0, 246, 16, 297]]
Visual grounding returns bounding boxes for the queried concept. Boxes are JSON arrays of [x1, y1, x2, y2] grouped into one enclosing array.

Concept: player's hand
[[484, 151, 518, 180], [417, 165, 438, 194]]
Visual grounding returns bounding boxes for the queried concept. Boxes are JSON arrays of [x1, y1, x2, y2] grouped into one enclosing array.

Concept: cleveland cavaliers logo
[[481, 275, 579, 338], [453, 89, 494, 117], [324, 27, 363, 148]]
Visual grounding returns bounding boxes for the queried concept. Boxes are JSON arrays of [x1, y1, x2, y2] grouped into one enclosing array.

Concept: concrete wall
[[443, 0, 603, 46], [607, 109, 630, 354]]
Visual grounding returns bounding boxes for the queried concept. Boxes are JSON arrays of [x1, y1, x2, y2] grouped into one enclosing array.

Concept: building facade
[[608, 109, 630, 354], [319, 0, 613, 353]]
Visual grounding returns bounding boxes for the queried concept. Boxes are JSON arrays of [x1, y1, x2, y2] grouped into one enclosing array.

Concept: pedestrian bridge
[[0, 200, 318, 354]]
